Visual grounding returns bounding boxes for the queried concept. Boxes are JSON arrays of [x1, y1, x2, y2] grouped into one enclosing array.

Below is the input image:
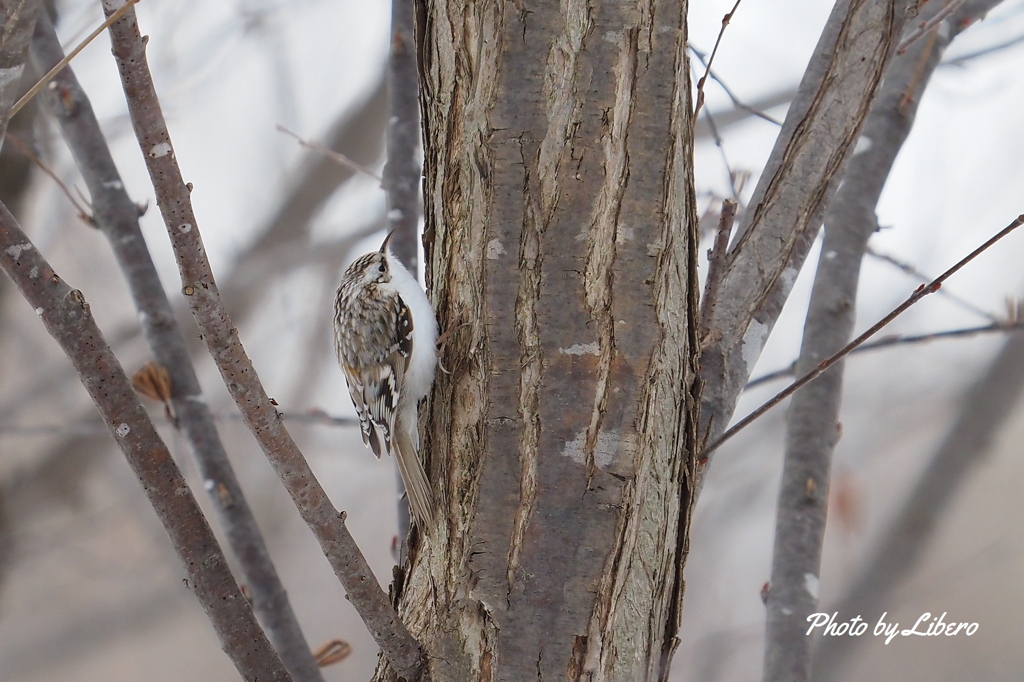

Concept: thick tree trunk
[[379, 1, 699, 679]]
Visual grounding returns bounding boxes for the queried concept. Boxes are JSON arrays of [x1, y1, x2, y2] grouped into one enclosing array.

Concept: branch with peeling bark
[[697, 0, 919, 480], [258, 76, 386, 269], [0, 205, 291, 682], [700, 198, 737, 343], [28, 13, 323, 681], [101, 3, 424, 677]]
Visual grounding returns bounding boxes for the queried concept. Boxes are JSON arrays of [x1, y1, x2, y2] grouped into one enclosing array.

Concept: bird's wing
[[343, 293, 414, 458], [393, 292, 415, 376], [344, 362, 397, 458]]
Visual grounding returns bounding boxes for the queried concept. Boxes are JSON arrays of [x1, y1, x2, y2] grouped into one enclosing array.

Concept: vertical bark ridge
[[536, 0, 589, 219], [508, 140, 544, 597], [661, 3, 703, 673], [582, 27, 636, 473]]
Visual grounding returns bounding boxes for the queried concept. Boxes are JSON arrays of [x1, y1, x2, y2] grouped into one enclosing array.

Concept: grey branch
[[101, 4, 424, 677], [697, 0, 918, 479], [382, 0, 422, 272], [0, 0, 40, 151], [0, 204, 291, 682], [28, 13, 323, 681]]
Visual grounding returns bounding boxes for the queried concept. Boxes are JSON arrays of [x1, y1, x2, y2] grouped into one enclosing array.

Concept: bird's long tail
[[394, 423, 434, 527]]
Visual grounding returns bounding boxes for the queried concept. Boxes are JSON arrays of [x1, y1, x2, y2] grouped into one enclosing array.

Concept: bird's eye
[[378, 262, 386, 274]]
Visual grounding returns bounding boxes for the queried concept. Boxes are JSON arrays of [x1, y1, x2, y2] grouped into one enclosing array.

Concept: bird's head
[[346, 230, 397, 286], [349, 251, 390, 286]]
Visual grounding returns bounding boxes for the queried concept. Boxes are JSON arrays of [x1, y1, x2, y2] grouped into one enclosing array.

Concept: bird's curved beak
[[379, 230, 396, 254]]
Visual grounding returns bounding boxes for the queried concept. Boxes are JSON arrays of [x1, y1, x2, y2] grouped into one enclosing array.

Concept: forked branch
[[0, 204, 291, 682], [29, 13, 323, 679], [102, 3, 424, 677]]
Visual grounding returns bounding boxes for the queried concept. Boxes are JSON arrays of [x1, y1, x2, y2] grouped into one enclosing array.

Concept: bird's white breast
[[385, 251, 438, 404]]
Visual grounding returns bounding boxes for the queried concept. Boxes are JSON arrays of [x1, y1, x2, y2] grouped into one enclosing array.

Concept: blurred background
[[0, 0, 1023, 679]]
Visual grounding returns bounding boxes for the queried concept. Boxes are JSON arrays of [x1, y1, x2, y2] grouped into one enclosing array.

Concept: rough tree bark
[[376, 1, 700, 679]]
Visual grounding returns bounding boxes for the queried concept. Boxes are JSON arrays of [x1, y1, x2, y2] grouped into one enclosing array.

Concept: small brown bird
[[333, 232, 437, 526]]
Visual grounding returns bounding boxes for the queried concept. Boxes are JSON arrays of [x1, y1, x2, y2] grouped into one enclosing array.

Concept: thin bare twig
[[5, 132, 93, 222], [897, 0, 967, 54], [0, 203, 291, 682], [701, 214, 1024, 460], [276, 123, 382, 182], [700, 108, 742, 201], [694, 86, 795, 141], [102, 5, 424, 677], [866, 245, 999, 321], [29, 13, 324, 680], [747, 320, 1024, 389], [690, 44, 781, 126], [693, 0, 744, 119], [944, 32, 1024, 64], [255, 77, 386, 272], [856, 319, 1024, 349]]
